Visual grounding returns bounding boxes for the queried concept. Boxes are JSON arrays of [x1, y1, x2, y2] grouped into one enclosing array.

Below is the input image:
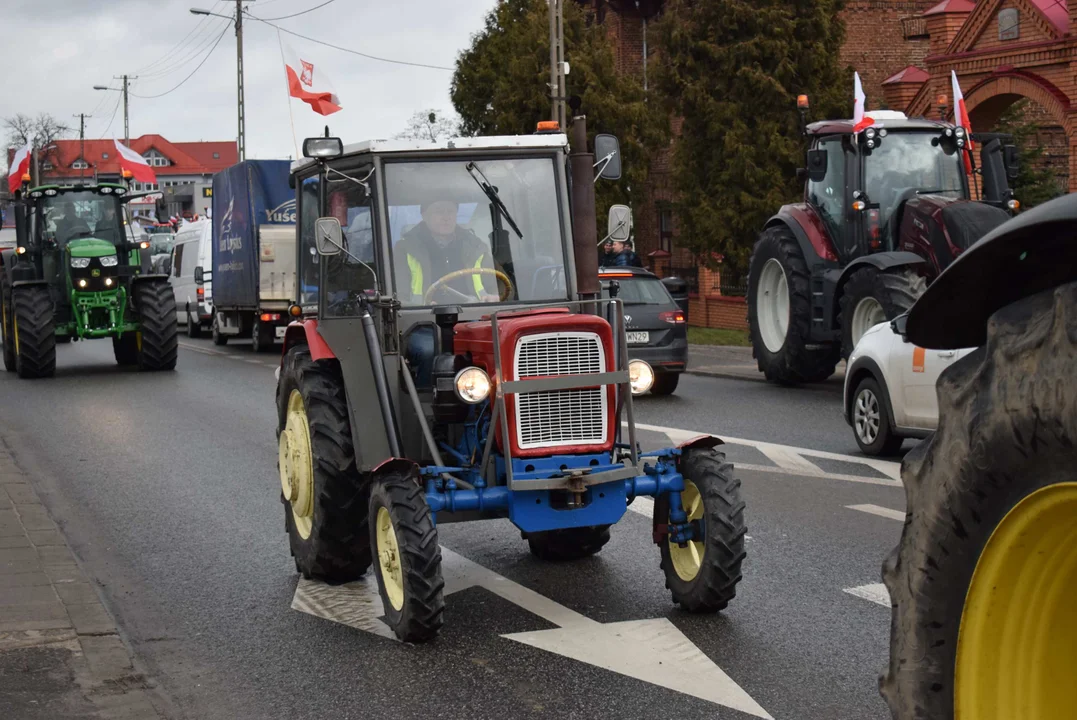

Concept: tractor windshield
[[863, 131, 966, 235], [384, 157, 569, 307], [38, 191, 125, 248]]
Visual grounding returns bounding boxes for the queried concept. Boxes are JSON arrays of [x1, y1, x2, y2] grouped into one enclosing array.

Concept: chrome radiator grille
[[513, 332, 607, 450]]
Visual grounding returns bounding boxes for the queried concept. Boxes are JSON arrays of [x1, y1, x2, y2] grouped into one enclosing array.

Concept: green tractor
[[0, 183, 178, 378]]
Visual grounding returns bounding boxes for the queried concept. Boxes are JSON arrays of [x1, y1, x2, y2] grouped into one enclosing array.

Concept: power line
[[130, 22, 231, 99], [133, 0, 230, 75], [138, 17, 232, 80], [245, 13, 453, 71], [258, 0, 337, 21], [100, 92, 123, 137]]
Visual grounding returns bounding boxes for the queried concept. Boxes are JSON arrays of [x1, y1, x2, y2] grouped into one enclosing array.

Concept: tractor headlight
[[70, 257, 91, 269], [77, 279, 88, 289], [628, 359, 654, 395], [99, 255, 119, 267], [454, 367, 491, 404], [955, 127, 966, 137]]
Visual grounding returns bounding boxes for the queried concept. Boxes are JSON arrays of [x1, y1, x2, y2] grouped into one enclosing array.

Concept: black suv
[[599, 266, 688, 395]]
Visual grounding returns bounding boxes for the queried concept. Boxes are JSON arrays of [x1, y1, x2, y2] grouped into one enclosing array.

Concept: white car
[[843, 316, 977, 455]]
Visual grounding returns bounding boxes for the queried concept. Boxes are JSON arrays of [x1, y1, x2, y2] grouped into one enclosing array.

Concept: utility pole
[[73, 113, 91, 180], [108, 74, 138, 145], [548, 0, 566, 129], [235, 0, 246, 161]]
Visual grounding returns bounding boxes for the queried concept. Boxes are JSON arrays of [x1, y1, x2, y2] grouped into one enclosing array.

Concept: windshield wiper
[[465, 162, 523, 239]]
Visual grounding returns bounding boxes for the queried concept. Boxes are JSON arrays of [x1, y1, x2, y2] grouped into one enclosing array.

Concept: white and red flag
[[7, 140, 31, 194], [852, 72, 873, 133], [114, 139, 157, 184], [951, 70, 975, 173], [283, 43, 341, 116]]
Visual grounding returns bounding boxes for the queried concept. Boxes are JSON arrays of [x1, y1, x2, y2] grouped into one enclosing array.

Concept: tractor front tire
[[369, 469, 445, 642], [12, 285, 56, 379], [134, 282, 178, 371], [113, 333, 139, 366], [748, 225, 839, 385], [276, 346, 371, 582], [881, 282, 1077, 720], [526, 525, 611, 561], [839, 267, 925, 357], [1, 272, 15, 372], [656, 447, 746, 613]]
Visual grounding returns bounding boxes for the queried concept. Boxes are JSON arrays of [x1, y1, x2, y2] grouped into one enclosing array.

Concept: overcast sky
[[0, 0, 496, 160]]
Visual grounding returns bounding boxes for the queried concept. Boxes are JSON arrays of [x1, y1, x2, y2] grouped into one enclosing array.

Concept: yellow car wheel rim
[[669, 479, 705, 582], [376, 506, 404, 611], [278, 389, 314, 540], [955, 482, 1077, 719]]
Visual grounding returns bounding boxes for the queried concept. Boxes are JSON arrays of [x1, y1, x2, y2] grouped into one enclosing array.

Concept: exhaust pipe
[[569, 116, 599, 304]]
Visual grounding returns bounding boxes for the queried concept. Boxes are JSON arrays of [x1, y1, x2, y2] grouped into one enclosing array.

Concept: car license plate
[[627, 331, 649, 345], [275, 325, 287, 340]]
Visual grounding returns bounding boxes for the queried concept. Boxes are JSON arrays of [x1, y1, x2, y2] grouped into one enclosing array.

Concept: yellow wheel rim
[[669, 479, 705, 582], [955, 482, 1077, 719], [278, 389, 314, 540], [375, 506, 404, 611]]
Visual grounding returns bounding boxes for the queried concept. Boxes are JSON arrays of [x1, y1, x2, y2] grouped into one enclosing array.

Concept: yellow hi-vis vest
[[407, 253, 486, 298]]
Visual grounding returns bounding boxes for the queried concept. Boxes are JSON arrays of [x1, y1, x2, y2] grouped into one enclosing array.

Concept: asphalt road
[[0, 339, 913, 720]]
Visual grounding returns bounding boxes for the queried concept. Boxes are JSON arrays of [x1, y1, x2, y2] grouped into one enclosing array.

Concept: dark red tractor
[[747, 100, 1019, 385]]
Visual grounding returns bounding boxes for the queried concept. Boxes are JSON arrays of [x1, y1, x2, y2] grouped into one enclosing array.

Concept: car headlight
[[99, 255, 119, 267], [70, 257, 91, 269], [454, 367, 491, 404], [628, 359, 654, 395]]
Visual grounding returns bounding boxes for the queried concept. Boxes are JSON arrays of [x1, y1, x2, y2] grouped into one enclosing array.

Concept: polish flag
[[951, 70, 975, 173], [852, 72, 873, 133], [114, 139, 157, 184], [283, 43, 341, 116], [7, 140, 31, 195]]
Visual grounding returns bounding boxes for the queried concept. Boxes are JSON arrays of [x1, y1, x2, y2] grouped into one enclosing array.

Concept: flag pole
[[277, 30, 300, 161]]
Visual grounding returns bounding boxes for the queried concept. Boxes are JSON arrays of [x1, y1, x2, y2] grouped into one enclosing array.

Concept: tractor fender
[[11, 279, 49, 289], [835, 252, 926, 300], [131, 273, 171, 283], [371, 457, 419, 479], [766, 204, 840, 266], [281, 318, 336, 362], [677, 435, 725, 452]]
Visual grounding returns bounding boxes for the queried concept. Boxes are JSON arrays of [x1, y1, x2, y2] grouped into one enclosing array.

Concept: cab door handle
[[937, 351, 956, 358]]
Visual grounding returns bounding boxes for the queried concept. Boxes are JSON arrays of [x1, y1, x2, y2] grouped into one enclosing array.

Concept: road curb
[[0, 437, 168, 720]]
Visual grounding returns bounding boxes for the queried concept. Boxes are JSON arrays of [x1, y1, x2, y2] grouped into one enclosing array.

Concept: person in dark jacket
[[599, 237, 643, 268]]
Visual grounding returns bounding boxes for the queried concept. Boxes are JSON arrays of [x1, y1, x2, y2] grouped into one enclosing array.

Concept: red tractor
[[747, 102, 1019, 385]]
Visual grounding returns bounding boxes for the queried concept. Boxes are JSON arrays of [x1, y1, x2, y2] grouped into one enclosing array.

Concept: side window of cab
[[297, 174, 320, 306]]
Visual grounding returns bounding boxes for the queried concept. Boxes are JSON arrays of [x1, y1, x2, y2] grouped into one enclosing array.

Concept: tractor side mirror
[[194, 266, 204, 285], [890, 313, 908, 339], [594, 134, 621, 181], [806, 148, 828, 183], [314, 217, 344, 256], [1003, 144, 1020, 180], [607, 204, 632, 242]]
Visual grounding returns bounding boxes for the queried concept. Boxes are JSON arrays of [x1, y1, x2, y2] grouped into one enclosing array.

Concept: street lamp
[[191, 3, 249, 161], [94, 78, 136, 144]]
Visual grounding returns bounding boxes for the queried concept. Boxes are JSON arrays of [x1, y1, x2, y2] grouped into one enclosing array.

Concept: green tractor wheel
[[1, 272, 15, 372], [133, 281, 178, 371], [113, 333, 139, 366], [12, 285, 56, 379]]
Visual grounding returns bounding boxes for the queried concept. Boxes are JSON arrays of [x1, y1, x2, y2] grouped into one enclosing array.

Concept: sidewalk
[[686, 344, 846, 384], [0, 439, 166, 719]]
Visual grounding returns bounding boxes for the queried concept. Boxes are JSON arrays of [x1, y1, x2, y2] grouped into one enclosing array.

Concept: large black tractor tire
[[748, 225, 840, 385], [656, 447, 746, 612], [276, 346, 371, 583], [133, 282, 178, 371], [839, 266, 926, 358], [526, 525, 611, 561], [113, 333, 139, 366], [12, 285, 56, 379], [881, 282, 1077, 720], [1, 272, 15, 372], [368, 469, 445, 642]]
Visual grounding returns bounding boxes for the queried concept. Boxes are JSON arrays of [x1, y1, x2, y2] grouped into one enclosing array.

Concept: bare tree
[[396, 109, 460, 142], [4, 113, 71, 176]]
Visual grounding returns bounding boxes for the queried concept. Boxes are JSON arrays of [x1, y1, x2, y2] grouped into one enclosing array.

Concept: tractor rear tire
[[134, 281, 178, 371], [748, 225, 839, 385], [113, 333, 139, 366], [656, 447, 746, 612], [526, 525, 611, 561], [880, 282, 1077, 720], [839, 266, 925, 358], [276, 346, 372, 583], [12, 285, 56, 379], [1, 272, 15, 372]]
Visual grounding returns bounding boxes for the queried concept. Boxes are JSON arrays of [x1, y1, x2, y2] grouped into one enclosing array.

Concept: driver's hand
[[479, 293, 499, 302]]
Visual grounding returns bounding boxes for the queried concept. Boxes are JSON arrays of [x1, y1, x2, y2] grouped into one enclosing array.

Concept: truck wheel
[[650, 372, 680, 396], [251, 316, 272, 353], [526, 525, 611, 561], [186, 311, 202, 339], [839, 267, 925, 357], [1, 272, 15, 372], [369, 469, 445, 642], [276, 346, 371, 582], [113, 333, 139, 366], [881, 283, 1077, 720], [656, 447, 746, 612], [12, 285, 56, 379], [211, 315, 228, 346], [748, 225, 839, 384], [850, 376, 904, 456], [134, 282, 178, 371]]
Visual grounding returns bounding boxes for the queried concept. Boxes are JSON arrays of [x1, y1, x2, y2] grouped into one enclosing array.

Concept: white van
[[169, 220, 213, 338]]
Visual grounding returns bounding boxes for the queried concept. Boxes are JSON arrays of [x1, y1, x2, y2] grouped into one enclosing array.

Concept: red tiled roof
[[30, 135, 236, 179], [924, 0, 975, 15], [883, 66, 931, 84], [1029, 0, 1068, 34]]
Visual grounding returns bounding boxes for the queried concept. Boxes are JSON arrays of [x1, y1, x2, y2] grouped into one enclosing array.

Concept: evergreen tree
[[992, 99, 1063, 208], [654, 0, 847, 277]]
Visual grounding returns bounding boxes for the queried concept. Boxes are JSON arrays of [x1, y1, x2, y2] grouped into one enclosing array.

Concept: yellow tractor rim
[[669, 479, 705, 581], [375, 506, 404, 611], [278, 389, 314, 540], [955, 482, 1077, 719]]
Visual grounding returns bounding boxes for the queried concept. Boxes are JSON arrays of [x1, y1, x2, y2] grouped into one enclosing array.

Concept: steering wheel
[[423, 267, 514, 305]]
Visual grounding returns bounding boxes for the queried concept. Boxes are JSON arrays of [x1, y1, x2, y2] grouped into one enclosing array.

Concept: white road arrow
[[292, 547, 771, 719]]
